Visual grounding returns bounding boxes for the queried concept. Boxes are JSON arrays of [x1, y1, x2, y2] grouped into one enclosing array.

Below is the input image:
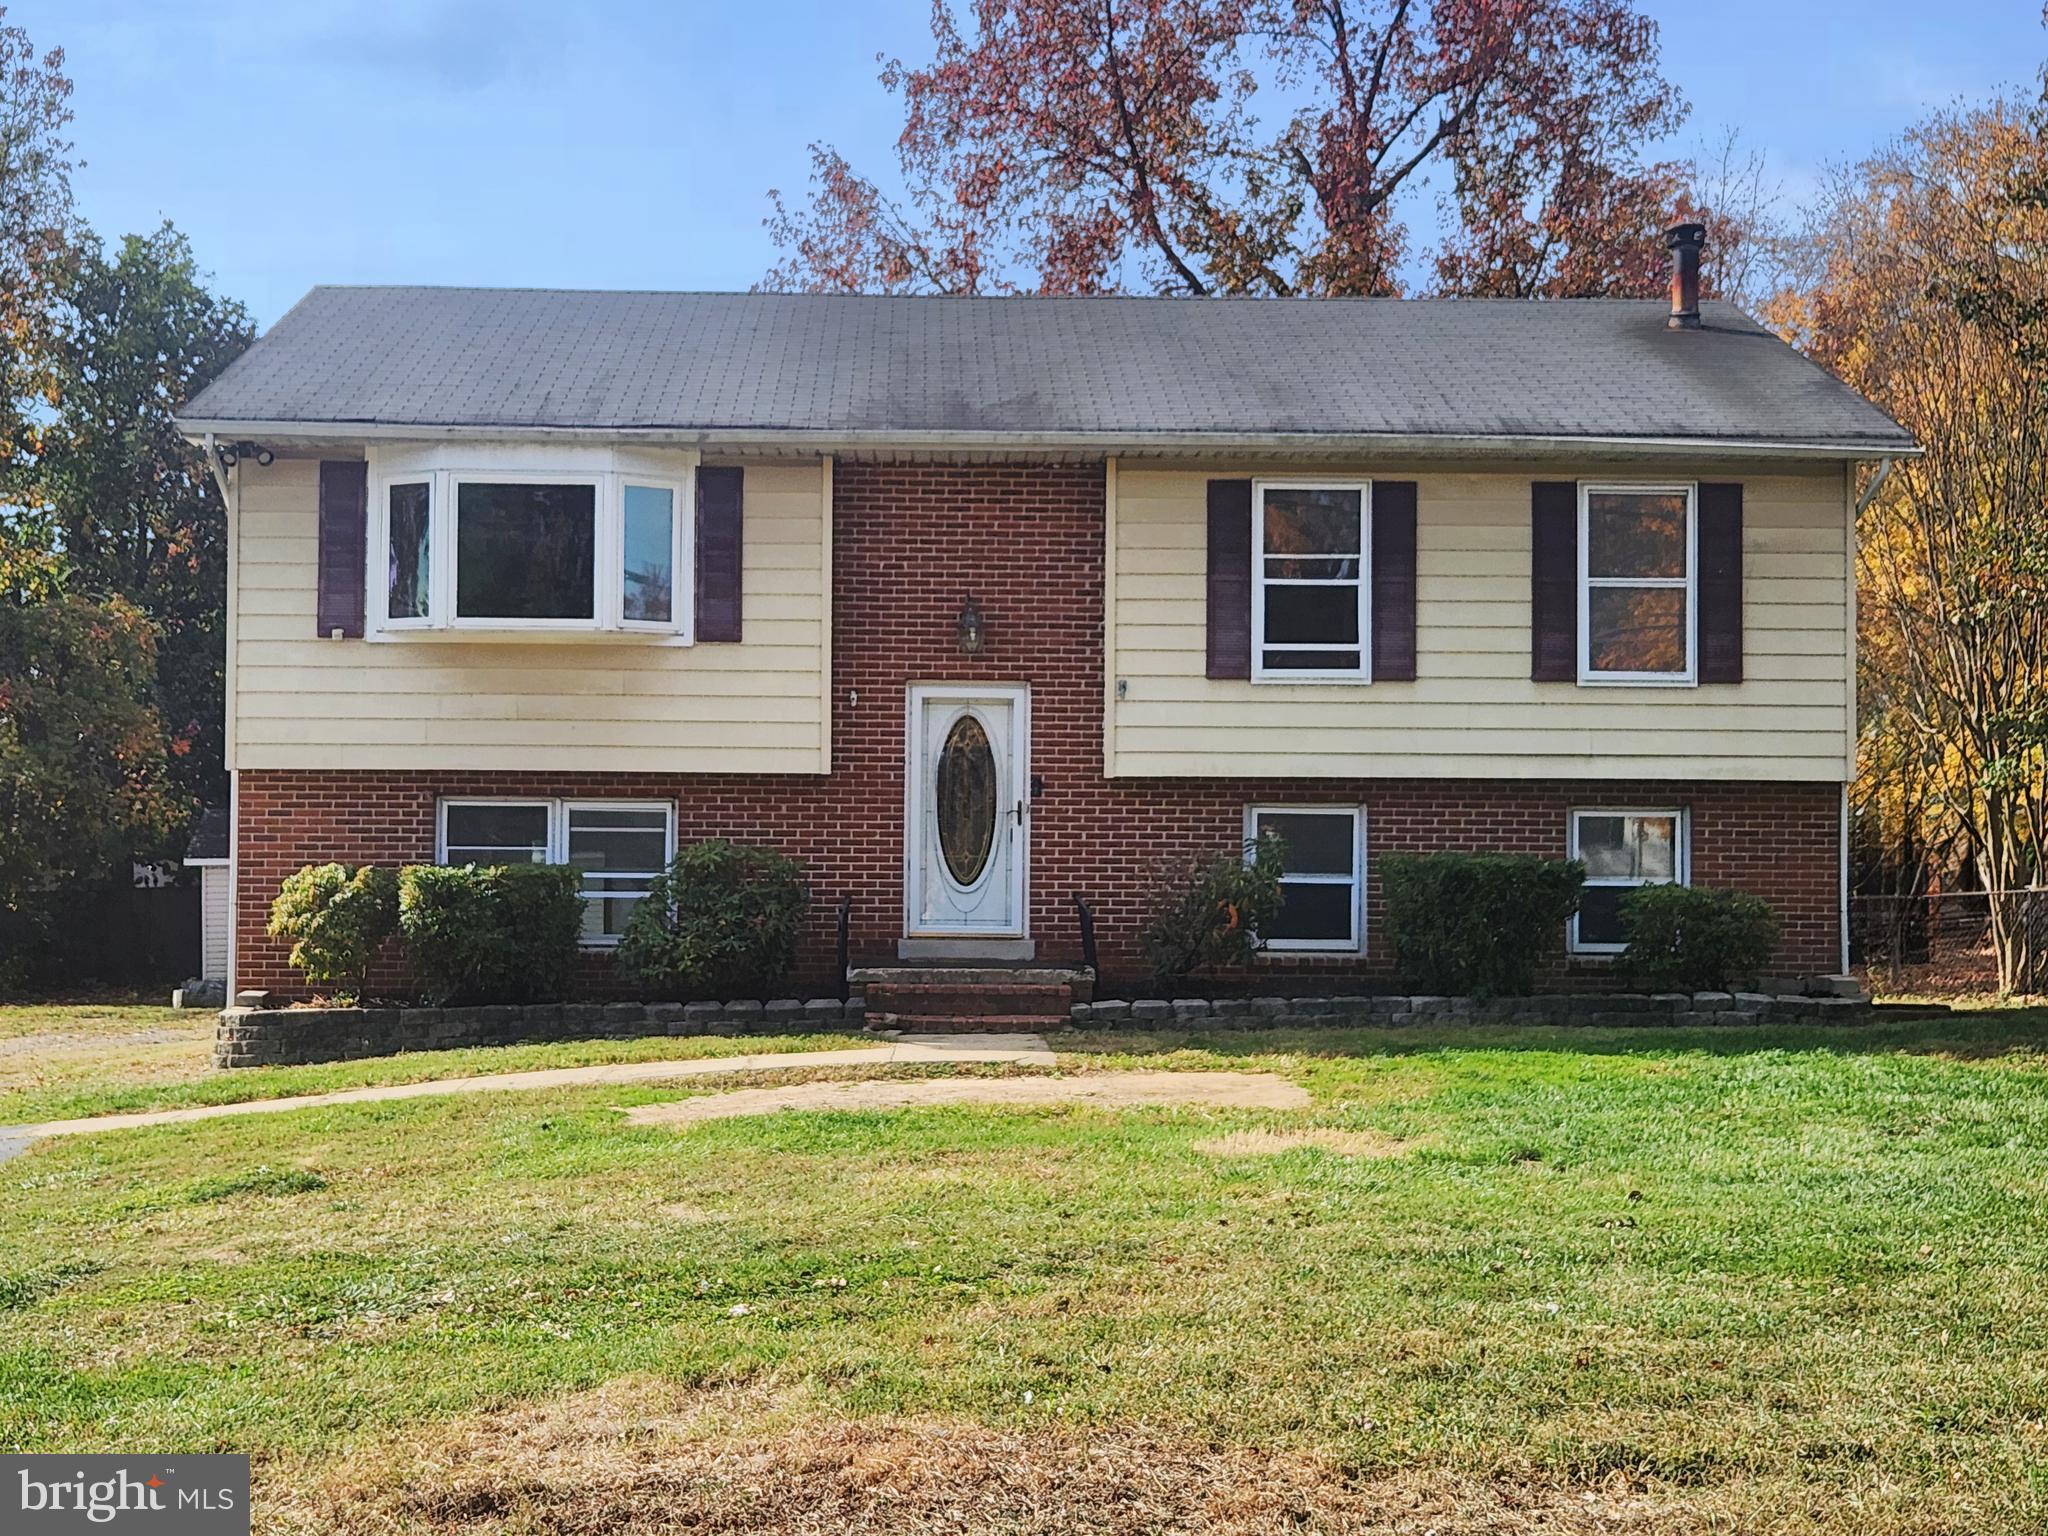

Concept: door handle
[[1014, 799, 1026, 827]]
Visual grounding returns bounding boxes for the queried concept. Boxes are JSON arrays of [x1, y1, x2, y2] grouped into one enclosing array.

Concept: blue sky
[[17, 0, 2045, 326]]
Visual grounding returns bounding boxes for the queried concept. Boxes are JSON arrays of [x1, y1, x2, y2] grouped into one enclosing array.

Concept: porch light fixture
[[955, 595, 986, 655]]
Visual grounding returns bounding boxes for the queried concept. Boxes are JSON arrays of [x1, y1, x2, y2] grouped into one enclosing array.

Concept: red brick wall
[[233, 461, 1843, 997]]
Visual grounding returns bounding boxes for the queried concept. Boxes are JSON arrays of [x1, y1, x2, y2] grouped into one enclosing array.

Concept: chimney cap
[[1665, 222, 1706, 250]]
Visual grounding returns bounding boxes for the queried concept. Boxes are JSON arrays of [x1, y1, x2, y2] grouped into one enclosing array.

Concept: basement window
[[1569, 809, 1687, 953], [1244, 805, 1365, 952], [437, 798, 677, 946], [371, 460, 692, 636], [1252, 480, 1371, 681]]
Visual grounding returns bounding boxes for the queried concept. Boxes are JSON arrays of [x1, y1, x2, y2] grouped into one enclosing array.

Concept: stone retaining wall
[[1072, 991, 1872, 1029], [216, 990, 1870, 1068], [215, 998, 862, 1068]]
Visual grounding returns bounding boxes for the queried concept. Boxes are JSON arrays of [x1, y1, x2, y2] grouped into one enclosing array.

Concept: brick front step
[[863, 981, 1072, 1019], [867, 1012, 1064, 1033], [849, 964, 1095, 1003], [852, 964, 1085, 1032]]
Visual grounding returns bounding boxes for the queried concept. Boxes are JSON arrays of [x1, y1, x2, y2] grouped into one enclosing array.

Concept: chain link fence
[[1851, 889, 2048, 996]]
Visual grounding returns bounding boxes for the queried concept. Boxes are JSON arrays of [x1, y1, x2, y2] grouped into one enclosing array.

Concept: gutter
[[175, 418, 1923, 464]]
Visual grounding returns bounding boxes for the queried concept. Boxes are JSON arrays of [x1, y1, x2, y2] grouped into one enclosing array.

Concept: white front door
[[905, 685, 1028, 937]]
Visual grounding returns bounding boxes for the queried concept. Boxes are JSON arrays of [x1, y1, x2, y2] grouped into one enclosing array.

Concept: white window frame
[[378, 475, 436, 631], [367, 449, 696, 640], [1244, 804, 1366, 953], [1567, 806, 1689, 955], [616, 476, 690, 633], [1577, 481, 1697, 687], [435, 796, 553, 865], [435, 797, 678, 949], [446, 469, 611, 633], [1251, 478, 1373, 684]]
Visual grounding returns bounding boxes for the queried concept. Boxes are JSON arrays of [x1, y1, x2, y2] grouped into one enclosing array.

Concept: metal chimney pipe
[[1666, 223, 1705, 329]]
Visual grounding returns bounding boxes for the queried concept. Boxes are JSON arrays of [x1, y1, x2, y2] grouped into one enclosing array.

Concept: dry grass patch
[[654, 1201, 732, 1225], [1193, 1126, 1418, 1159], [267, 1377, 1711, 1536], [621, 1069, 1308, 1128]]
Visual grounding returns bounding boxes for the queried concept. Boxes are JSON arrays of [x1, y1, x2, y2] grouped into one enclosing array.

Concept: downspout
[[1841, 785, 1852, 978], [202, 431, 231, 506], [1840, 458, 1893, 979], [203, 433, 240, 1001], [1853, 457, 1895, 516]]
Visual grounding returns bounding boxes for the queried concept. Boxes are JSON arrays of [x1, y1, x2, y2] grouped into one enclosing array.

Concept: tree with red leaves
[[764, 0, 1747, 298], [0, 8, 77, 468]]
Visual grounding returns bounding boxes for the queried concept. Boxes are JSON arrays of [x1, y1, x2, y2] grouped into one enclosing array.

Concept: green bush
[[1618, 884, 1780, 992], [397, 863, 583, 1005], [1140, 833, 1287, 986], [266, 863, 398, 1001], [616, 839, 809, 1000], [1379, 852, 1585, 997]]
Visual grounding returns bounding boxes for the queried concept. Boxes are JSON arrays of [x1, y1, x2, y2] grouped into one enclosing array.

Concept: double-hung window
[[1569, 809, 1686, 953], [437, 798, 676, 946], [374, 462, 691, 636], [1245, 805, 1365, 952], [1579, 483, 1695, 683], [1252, 480, 1371, 681]]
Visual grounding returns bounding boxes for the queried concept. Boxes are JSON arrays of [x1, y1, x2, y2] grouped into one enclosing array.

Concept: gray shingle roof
[[177, 287, 1913, 454]]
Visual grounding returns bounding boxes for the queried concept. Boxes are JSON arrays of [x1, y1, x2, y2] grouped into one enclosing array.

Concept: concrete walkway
[[0, 1034, 1056, 1152]]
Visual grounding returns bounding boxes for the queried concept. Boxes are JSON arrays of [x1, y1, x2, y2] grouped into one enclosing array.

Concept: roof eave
[[173, 417, 1920, 462]]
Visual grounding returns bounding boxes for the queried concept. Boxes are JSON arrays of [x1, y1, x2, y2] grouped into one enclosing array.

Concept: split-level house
[[175, 229, 1914, 1000]]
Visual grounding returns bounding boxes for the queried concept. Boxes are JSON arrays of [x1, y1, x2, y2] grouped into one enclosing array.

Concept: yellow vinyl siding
[[231, 458, 830, 773], [1109, 463, 1852, 781]]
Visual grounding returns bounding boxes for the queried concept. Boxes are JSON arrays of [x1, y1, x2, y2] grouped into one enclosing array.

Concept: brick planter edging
[[216, 989, 1873, 1068], [1073, 991, 1873, 1030], [215, 998, 864, 1068]]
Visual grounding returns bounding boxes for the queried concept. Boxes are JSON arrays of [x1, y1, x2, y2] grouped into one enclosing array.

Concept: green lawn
[[4, 1009, 2047, 1532]]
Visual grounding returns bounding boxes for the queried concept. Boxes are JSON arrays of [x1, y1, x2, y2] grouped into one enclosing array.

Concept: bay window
[[386, 481, 431, 621], [437, 798, 677, 946], [1580, 484, 1695, 683], [621, 483, 677, 625], [371, 455, 693, 637], [1252, 480, 1371, 681], [455, 480, 598, 621]]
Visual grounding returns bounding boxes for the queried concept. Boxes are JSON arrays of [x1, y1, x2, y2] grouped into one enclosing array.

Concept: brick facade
[[233, 460, 1844, 997]]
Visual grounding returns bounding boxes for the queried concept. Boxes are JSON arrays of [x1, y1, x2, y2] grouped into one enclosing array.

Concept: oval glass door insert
[[935, 714, 998, 886]]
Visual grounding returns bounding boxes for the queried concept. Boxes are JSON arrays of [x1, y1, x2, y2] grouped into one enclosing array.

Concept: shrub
[[397, 863, 583, 1005], [1140, 833, 1287, 986], [616, 840, 809, 1000], [1379, 852, 1585, 997], [266, 863, 398, 1001], [1618, 884, 1780, 992]]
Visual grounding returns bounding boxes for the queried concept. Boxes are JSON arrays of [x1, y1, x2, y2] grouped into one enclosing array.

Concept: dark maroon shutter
[[316, 460, 367, 639], [1530, 481, 1578, 681], [695, 466, 743, 642], [1371, 481, 1418, 681], [1698, 482, 1744, 683], [1205, 478, 1253, 679]]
